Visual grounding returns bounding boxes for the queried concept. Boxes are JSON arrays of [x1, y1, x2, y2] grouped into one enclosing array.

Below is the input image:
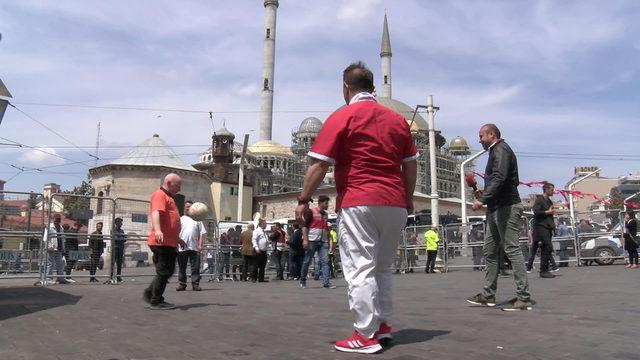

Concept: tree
[[607, 186, 624, 227], [62, 178, 94, 226]]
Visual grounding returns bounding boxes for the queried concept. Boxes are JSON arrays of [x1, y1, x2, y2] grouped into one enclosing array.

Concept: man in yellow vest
[[328, 225, 338, 278], [423, 226, 439, 273]]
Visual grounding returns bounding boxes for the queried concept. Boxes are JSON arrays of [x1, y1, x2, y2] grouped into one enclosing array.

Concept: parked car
[[579, 224, 624, 265]]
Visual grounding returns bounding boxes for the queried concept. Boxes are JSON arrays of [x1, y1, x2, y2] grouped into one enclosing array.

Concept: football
[[188, 202, 209, 221]]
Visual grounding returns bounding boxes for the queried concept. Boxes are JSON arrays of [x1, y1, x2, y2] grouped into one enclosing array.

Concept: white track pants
[[338, 206, 407, 338]]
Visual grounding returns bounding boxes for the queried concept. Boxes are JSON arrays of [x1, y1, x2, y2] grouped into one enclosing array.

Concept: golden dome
[[247, 140, 294, 157], [376, 96, 428, 132]]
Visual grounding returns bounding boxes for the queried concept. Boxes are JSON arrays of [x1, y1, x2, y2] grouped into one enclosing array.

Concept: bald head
[[163, 173, 182, 196], [479, 123, 501, 150]]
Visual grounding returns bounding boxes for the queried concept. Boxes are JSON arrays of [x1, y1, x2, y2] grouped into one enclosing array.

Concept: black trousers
[[533, 227, 554, 272], [145, 246, 177, 305], [242, 255, 254, 280], [89, 254, 101, 279], [426, 250, 438, 272], [177, 250, 201, 286], [110, 246, 125, 278], [252, 251, 267, 282], [625, 237, 639, 265]]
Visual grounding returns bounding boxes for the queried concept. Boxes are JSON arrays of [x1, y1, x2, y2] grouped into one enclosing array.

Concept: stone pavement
[[0, 265, 637, 360]]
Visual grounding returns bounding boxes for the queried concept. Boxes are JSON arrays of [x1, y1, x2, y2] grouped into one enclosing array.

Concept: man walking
[[423, 226, 439, 274], [531, 183, 557, 279], [240, 223, 255, 281], [110, 217, 127, 283], [270, 222, 286, 280], [467, 124, 532, 311], [143, 173, 185, 309], [45, 214, 69, 284], [299, 195, 334, 289], [251, 219, 269, 283], [89, 222, 104, 283], [295, 62, 417, 353], [176, 201, 206, 291]]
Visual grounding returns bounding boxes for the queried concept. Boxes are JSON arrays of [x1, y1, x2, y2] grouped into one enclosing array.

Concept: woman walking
[[623, 210, 638, 269]]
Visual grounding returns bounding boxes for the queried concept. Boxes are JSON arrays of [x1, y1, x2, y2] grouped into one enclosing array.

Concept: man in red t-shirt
[[295, 62, 417, 354], [143, 173, 185, 310]]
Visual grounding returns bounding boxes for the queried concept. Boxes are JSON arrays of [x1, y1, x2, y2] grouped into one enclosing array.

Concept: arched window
[[97, 191, 104, 215]]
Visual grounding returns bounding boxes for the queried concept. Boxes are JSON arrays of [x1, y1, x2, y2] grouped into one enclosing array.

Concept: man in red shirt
[[295, 62, 417, 354], [143, 173, 186, 310]]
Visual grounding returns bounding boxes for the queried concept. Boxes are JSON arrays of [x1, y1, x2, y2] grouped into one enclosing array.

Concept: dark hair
[[274, 222, 281, 228], [97, 222, 103, 226], [627, 210, 636, 218], [482, 123, 501, 139], [343, 61, 374, 93], [542, 182, 554, 191], [185, 200, 194, 205], [318, 195, 330, 203], [115, 217, 123, 222], [53, 214, 61, 220]]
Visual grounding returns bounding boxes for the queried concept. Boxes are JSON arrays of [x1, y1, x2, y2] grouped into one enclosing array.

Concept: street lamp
[[237, 133, 250, 221], [568, 168, 601, 225]]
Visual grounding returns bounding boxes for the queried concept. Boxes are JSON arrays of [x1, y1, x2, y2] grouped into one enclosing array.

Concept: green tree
[[62, 178, 94, 226], [608, 186, 624, 210]]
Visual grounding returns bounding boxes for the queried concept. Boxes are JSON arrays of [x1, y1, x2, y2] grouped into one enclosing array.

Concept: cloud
[[336, 0, 382, 22], [233, 84, 259, 97], [19, 147, 66, 167]]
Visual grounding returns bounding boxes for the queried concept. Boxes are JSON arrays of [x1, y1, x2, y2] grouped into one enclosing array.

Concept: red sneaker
[[377, 323, 392, 341], [334, 331, 382, 354]]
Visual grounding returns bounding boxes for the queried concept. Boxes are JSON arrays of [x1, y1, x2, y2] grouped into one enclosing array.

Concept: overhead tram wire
[[0, 136, 94, 166], [8, 103, 99, 161]]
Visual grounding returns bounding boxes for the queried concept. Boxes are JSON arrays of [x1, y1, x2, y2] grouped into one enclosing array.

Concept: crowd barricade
[[572, 210, 625, 266], [440, 222, 485, 272], [0, 191, 47, 280], [400, 225, 446, 273]]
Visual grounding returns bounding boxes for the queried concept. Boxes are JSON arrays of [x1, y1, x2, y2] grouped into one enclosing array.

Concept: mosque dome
[[449, 136, 471, 155], [375, 97, 428, 132], [298, 117, 323, 134], [247, 140, 294, 157]]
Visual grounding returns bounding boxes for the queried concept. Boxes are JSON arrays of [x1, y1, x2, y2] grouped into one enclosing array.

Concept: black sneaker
[[176, 284, 187, 291], [466, 293, 496, 307], [502, 299, 533, 311], [149, 301, 176, 310], [323, 283, 337, 289], [192, 284, 202, 291], [539, 272, 555, 279]]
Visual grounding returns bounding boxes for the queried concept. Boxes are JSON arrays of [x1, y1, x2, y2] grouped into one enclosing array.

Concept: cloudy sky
[[0, 0, 639, 195]]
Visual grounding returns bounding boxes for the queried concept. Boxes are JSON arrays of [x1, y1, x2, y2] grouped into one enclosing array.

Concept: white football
[[189, 202, 209, 221]]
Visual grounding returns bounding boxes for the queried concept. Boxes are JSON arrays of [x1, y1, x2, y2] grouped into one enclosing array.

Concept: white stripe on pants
[[338, 206, 407, 338]]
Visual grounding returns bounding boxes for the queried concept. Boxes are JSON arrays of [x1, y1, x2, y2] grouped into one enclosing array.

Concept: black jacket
[[480, 139, 521, 211], [532, 195, 554, 229]]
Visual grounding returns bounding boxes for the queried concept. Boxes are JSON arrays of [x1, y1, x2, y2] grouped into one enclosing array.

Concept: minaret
[[260, 0, 279, 141], [380, 13, 392, 98]]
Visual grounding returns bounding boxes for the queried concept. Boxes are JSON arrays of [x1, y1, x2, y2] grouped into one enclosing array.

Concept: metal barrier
[[441, 222, 485, 272], [573, 210, 625, 266], [399, 225, 445, 273], [0, 191, 46, 280]]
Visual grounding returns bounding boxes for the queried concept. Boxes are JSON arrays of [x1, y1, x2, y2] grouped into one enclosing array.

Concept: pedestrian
[[623, 210, 638, 269], [64, 221, 82, 281], [530, 183, 558, 278], [230, 225, 242, 281], [470, 224, 484, 271], [142, 173, 186, 310], [111, 217, 127, 283], [299, 195, 334, 289], [217, 229, 231, 281], [45, 214, 69, 284], [466, 123, 532, 311], [423, 226, 439, 273], [176, 201, 206, 291], [89, 222, 104, 283], [251, 219, 269, 283], [286, 223, 304, 280], [295, 62, 418, 353], [240, 223, 255, 281], [328, 224, 338, 278], [269, 222, 286, 280]]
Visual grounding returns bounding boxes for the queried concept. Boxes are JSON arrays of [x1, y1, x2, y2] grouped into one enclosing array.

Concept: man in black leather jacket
[[466, 124, 532, 311]]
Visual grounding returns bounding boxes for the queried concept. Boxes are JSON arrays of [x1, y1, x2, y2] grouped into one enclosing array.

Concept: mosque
[[89, 1, 475, 223]]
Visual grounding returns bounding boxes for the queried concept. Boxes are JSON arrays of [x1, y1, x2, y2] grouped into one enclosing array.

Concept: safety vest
[[424, 230, 439, 251]]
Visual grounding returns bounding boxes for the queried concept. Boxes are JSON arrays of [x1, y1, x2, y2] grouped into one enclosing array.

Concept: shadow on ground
[[0, 286, 82, 321], [389, 329, 451, 346], [176, 302, 237, 310]]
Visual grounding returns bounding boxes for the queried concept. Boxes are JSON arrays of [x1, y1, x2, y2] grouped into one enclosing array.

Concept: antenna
[[94, 122, 101, 167]]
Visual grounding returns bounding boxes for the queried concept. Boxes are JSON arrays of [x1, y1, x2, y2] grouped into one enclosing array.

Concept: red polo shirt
[[147, 188, 181, 248], [309, 97, 418, 210]]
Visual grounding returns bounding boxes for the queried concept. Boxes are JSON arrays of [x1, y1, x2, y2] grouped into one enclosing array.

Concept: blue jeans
[[300, 241, 329, 286]]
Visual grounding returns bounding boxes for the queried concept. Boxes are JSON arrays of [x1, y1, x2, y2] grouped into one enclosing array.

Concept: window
[[97, 191, 104, 215], [266, 28, 271, 38], [384, 75, 388, 84], [230, 187, 235, 195], [263, 78, 269, 90]]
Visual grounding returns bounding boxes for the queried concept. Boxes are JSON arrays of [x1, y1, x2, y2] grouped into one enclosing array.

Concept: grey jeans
[[482, 203, 531, 301]]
